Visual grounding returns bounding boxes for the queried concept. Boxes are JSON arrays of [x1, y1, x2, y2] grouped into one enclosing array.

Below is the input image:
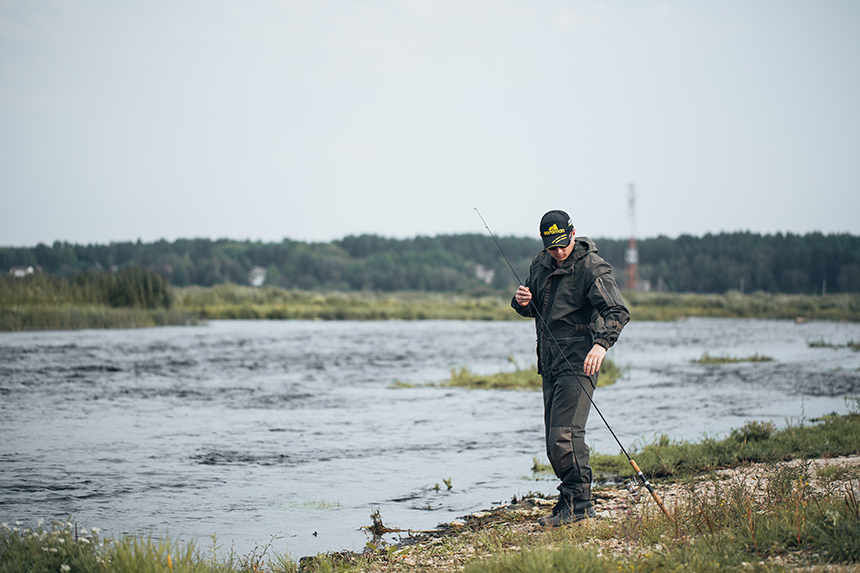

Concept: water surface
[[2, 318, 859, 559]]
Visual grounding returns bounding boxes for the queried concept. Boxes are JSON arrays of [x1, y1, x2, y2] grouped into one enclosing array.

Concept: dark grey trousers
[[542, 371, 595, 501]]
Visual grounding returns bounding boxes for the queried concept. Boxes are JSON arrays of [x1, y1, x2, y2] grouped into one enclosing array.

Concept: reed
[[0, 306, 198, 331], [0, 268, 193, 331], [436, 356, 623, 390], [691, 352, 774, 364], [174, 286, 860, 323], [0, 268, 172, 309], [625, 291, 860, 322], [174, 287, 517, 321], [5, 280, 859, 331]]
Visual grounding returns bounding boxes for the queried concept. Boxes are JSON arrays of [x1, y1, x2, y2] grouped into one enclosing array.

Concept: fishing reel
[[625, 479, 642, 503]]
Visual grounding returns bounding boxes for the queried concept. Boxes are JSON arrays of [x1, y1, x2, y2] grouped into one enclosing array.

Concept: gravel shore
[[298, 455, 860, 573]]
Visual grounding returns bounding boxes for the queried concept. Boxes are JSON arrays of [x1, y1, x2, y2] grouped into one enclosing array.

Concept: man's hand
[[515, 285, 532, 307], [584, 344, 606, 376]]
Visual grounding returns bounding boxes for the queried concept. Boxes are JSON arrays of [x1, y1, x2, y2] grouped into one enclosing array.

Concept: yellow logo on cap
[[543, 224, 565, 236]]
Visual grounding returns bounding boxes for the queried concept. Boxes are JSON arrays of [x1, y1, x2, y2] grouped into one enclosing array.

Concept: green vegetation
[[0, 306, 197, 331], [809, 339, 860, 351], [0, 268, 197, 331], [462, 459, 860, 572], [431, 356, 623, 390], [4, 231, 860, 294], [1, 267, 172, 308], [625, 290, 860, 322], [0, 520, 298, 573], [531, 410, 860, 482], [4, 234, 860, 330], [691, 352, 774, 364], [173, 286, 515, 321], [6, 279, 860, 331], [476, 411, 860, 573], [174, 285, 860, 323]]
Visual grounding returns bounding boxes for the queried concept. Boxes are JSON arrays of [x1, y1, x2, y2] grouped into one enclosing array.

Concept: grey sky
[[1, 1, 858, 247]]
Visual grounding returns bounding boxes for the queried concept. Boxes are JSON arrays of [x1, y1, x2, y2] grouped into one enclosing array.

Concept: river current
[[2, 318, 860, 559]]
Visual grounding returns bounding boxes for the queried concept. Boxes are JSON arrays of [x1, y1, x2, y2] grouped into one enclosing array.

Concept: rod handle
[[629, 458, 675, 523]]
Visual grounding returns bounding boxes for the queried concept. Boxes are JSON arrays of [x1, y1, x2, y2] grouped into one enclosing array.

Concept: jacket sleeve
[[585, 259, 630, 349], [510, 259, 538, 318]]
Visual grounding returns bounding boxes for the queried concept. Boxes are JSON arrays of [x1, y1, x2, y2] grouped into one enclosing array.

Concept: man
[[512, 210, 629, 526]]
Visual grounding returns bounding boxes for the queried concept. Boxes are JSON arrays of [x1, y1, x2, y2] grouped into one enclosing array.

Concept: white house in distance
[[248, 266, 267, 287], [9, 266, 35, 277]]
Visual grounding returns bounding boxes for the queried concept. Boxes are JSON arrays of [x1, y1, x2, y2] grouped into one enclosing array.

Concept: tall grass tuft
[[0, 267, 171, 309], [439, 356, 623, 391], [0, 519, 300, 573], [0, 268, 196, 331]]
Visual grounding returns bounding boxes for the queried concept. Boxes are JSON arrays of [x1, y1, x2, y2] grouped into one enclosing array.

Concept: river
[[2, 318, 859, 560]]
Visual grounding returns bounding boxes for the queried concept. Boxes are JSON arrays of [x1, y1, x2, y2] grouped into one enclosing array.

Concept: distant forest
[[2, 232, 860, 294]]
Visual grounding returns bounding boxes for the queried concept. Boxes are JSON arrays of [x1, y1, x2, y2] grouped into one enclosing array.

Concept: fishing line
[[475, 207, 673, 522]]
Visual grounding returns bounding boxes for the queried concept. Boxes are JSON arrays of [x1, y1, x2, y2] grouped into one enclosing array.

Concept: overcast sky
[[1, 1, 858, 247]]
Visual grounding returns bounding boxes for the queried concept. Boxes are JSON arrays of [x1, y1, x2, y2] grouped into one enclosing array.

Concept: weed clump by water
[[0, 519, 299, 573], [433, 356, 623, 391], [692, 352, 774, 364]]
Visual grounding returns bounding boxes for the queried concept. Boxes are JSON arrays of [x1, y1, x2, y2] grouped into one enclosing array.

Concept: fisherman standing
[[512, 210, 630, 526]]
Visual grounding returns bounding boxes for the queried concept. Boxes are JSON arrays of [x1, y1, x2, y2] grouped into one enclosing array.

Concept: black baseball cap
[[539, 210, 574, 249]]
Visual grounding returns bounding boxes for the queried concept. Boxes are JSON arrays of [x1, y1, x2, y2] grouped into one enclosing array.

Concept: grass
[[0, 520, 298, 573], [691, 352, 774, 364], [173, 286, 517, 321], [625, 290, 860, 322], [4, 285, 860, 331], [809, 339, 860, 351], [0, 306, 199, 331], [458, 455, 860, 573], [461, 471, 860, 572], [306, 437, 860, 572], [175, 287, 860, 323], [531, 409, 860, 482], [283, 500, 342, 511], [391, 356, 623, 390], [442, 357, 623, 390]]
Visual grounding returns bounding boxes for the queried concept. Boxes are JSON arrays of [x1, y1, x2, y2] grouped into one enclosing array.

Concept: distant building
[[248, 266, 267, 287], [474, 264, 495, 285], [9, 266, 35, 278]]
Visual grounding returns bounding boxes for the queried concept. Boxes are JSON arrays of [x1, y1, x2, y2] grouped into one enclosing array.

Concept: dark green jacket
[[511, 237, 630, 377]]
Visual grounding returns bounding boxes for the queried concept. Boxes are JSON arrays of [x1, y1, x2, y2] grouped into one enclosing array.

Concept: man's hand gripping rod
[[474, 208, 674, 523]]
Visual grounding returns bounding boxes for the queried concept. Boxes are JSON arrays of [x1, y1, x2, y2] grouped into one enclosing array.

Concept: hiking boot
[[537, 493, 596, 527]]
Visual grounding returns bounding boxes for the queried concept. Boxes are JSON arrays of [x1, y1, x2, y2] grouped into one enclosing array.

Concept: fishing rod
[[474, 208, 674, 523]]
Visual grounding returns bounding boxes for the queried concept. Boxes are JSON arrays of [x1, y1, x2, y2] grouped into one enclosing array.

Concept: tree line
[[2, 231, 859, 294]]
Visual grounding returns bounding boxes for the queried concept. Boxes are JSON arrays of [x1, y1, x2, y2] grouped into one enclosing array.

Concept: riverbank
[[4, 287, 858, 331], [308, 453, 860, 573], [7, 454, 856, 573], [176, 287, 860, 323], [4, 411, 859, 572], [303, 411, 860, 572]]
